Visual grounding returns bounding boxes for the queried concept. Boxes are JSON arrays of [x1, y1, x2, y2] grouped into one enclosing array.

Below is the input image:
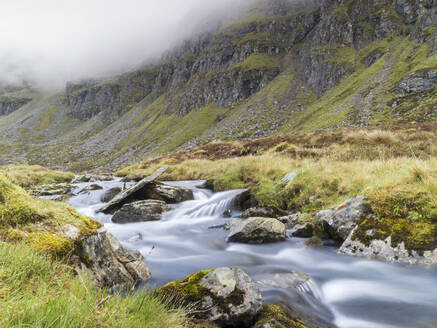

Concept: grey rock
[[80, 228, 151, 290], [339, 228, 437, 265], [281, 170, 298, 188], [317, 195, 372, 242], [291, 223, 313, 238], [127, 233, 143, 242], [112, 200, 169, 223], [98, 166, 168, 213], [142, 183, 193, 204], [72, 174, 113, 183], [277, 212, 303, 229], [200, 267, 262, 327], [101, 187, 122, 202], [227, 217, 287, 244]]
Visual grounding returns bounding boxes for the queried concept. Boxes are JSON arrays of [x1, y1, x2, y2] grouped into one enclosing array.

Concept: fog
[[0, 0, 254, 88]]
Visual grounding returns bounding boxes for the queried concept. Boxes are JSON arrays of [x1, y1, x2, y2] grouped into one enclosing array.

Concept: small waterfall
[[166, 189, 246, 219], [296, 278, 323, 301]]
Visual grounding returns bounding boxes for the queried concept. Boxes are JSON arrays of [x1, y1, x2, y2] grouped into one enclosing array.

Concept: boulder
[[317, 195, 372, 242], [99, 167, 194, 213], [241, 207, 287, 219], [291, 223, 313, 238], [101, 187, 122, 202], [112, 200, 169, 223], [142, 183, 193, 204], [79, 228, 151, 290], [227, 218, 286, 244], [159, 267, 262, 327]]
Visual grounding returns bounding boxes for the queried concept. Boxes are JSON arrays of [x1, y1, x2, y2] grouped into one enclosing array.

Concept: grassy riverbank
[[0, 173, 187, 327]]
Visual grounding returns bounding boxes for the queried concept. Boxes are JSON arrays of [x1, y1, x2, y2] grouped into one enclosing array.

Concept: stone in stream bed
[[99, 166, 194, 213], [112, 200, 169, 223], [158, 267, 262, 327], [100, 187, 122, 202], [227, 218, 286, 244], [79, 183, 103, 193]]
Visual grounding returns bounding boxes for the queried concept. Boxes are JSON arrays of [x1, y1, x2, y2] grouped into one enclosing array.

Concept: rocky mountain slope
[[0, 0, 435, 171]]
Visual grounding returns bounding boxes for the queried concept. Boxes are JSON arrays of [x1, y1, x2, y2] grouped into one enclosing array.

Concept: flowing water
[[68, 179, 437, 328]]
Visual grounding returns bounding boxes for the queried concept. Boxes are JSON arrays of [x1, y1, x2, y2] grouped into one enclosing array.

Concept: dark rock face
[[112, 200, 169, 223], [291, 223, 314, 238], [159, 267, 262, 327], [0, 97, 32, 115], [79, 228, 151, 290], [227, 217, 287, 244], [101, 187, 122, 202], [317, 195, 373, 242]]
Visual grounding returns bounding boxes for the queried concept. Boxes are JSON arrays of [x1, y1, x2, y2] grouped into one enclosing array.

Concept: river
[[67, 179, 437, 328]]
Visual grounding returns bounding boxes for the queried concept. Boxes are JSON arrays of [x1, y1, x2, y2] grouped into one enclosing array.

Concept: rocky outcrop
[[79, 227, 151, 290], [112, 200, 169, 223], [227, 218, 286, 244], [339, 228, 437, 265], [317, 195, 373, 242], [0, 96, 32, 115], [159, 267, 262, 327]]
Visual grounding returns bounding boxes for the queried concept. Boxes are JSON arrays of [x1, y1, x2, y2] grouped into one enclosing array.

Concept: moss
[[230, 54, 281, 72], [158, 269, 245, 320], [27, 232, 75, 257], [36, 104, 59, 131], [253, 305, 311, 328]]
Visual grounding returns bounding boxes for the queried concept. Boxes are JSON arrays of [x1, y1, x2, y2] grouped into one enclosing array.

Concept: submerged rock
[[79, 228, 151, 290], [101, 187, 122, 202], [159, 267, 262, 327], [317, 196, 372, 242], [112, 200, 169, 223], [227, 218, 286, 244]]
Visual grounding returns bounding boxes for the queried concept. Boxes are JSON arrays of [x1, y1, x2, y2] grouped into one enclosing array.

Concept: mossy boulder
[[227, 218, 286, 244], [158, 267, 262, 327], [112, 200, 169, 223]]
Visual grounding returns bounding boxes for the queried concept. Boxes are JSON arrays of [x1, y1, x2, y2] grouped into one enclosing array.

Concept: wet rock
[[142, 183, 193, 204], [233, 190, 257, 211], [98, 167, 168, 213], [121, 174, 144, 182], [112, 200, 169, 223], [227, 218, 286, 244], [79, 228, 151, 290], [291, 223, 313, 238], [159, 267, 262, 327], [100, 187, 122, 202], [241, 207, 287, 219], [339, 229, 437, 265], [317, 196, 372, 242], [277, 212, 303, 229], [80, 184, 103, 193]]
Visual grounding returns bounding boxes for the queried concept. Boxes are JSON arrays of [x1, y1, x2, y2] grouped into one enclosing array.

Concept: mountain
[[0, 0, 435, 171]]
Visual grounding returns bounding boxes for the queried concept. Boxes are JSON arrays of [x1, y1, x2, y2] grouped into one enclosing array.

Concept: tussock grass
[[0, 165, 74, 188], [0, 242, 186, 328]]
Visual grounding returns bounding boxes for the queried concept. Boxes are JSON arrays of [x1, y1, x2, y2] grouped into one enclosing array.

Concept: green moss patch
[[253, 305, 312, 328]]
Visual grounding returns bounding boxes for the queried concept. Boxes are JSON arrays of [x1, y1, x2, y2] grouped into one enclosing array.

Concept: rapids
[[68, 179, 437, 328]]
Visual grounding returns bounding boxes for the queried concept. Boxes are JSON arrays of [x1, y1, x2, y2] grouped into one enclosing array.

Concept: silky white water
[[68, 179, 437, 328]]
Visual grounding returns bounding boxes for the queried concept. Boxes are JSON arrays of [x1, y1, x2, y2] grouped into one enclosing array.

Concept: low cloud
[[0, 0, 254, 88]]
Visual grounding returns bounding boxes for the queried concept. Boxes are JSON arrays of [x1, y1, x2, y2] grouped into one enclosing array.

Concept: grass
[[0, 165, 74, 188], [0, 173, 100, 256], [230, 54, 281, 72], [0, 242, 186, 328]]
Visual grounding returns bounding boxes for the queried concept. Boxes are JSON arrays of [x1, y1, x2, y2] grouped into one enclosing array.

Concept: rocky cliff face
[[0, 0, 435, 170]]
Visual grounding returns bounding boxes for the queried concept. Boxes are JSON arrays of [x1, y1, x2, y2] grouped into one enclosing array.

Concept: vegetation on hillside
[[0, 165, 74, 188]]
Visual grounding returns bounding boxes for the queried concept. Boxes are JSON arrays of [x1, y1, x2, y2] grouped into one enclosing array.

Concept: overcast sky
[[0, 0, 252, 88]]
